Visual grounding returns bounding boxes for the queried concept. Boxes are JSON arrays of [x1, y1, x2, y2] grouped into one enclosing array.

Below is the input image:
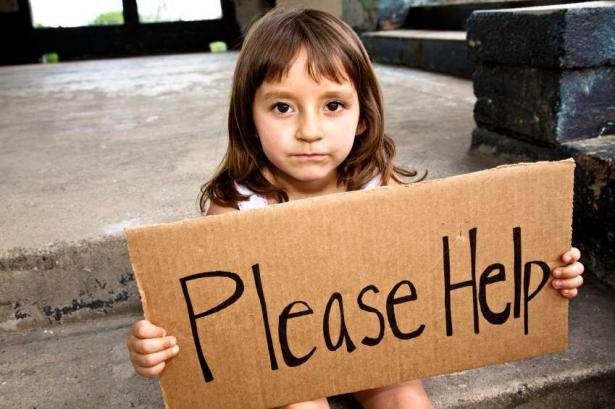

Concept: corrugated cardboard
[[125, 159, 574, 409]]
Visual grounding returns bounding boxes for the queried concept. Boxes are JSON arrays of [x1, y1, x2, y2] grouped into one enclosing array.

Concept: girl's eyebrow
[[261, 90, 354, 101]]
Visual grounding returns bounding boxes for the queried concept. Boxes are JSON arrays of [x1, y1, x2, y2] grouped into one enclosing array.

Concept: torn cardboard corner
[[125, 159, 575, 409]]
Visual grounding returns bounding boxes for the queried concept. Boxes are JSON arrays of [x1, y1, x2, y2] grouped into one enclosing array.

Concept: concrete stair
[[1, 279, 613, 408], [1, 52, 614, 408], [359, 1, 586, 80]]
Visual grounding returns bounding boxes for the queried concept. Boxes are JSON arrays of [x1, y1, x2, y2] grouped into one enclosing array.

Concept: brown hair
[[199, 7, 424, 212]]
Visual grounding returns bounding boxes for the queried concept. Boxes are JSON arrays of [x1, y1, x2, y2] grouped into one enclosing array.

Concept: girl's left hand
[[551, 247, 584, 299]]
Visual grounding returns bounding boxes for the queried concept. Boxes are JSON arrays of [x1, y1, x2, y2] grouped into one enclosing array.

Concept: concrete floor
[[0, 51, 507, 253]]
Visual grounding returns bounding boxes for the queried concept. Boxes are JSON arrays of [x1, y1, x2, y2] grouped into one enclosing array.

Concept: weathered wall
[[468, 1, 615, 289], [234, 0, 272, 34], [0, 0, 243, 65], [276, 0, 379, 31]]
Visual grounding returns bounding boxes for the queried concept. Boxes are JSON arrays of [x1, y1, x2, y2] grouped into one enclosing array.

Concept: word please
[[180, 226, 549, 383], [181, 265, 424, 383]]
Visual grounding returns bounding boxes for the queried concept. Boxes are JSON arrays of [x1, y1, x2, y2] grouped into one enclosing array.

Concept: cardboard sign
[[125, 159, 574, 409]]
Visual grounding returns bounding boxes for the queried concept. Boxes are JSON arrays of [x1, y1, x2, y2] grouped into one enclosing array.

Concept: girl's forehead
[[257, 72, 356, 100], [262, 47, 352, 87]]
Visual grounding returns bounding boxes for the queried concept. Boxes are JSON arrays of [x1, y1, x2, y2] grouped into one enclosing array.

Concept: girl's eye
[[326, 101, 344, 112], [272, 103, 292, 114]]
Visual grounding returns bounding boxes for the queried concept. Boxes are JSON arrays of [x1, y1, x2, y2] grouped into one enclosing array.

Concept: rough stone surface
[[471, 128, 615, 290], [1, 279, 613, 408], [361, 30, 473, 78], [563, 136, 615, 290], [1, 53, 511, 330], [473, 64, 615, 142], [467, 1, 615, 69]]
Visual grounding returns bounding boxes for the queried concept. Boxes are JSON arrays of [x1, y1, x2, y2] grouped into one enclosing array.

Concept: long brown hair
[[199, 7, 424, 212]]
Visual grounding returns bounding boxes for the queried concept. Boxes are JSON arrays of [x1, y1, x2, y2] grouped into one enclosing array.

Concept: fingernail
[[564, 255, 571, 262], [553, 280, 561, 288], [169, 337, 177, 347], [553, 269, 561, 278], [172, 345, 180, 354]]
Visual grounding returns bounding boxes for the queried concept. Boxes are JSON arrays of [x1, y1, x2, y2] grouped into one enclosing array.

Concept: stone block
[[563, 136, 615, 289], [474, 64, 615, 143], [467, 1, 615, 69], [471, 129, 615, 289], [362, 30, 474, 78]]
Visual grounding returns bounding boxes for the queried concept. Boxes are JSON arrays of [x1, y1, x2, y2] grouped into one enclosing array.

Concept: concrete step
[[1, 278, 613, 408], [361, 30, 473, 79]]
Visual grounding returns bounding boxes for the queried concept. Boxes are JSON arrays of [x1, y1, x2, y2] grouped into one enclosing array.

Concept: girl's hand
[[126, 320, 179, 378], [551, 247, 584, 299]]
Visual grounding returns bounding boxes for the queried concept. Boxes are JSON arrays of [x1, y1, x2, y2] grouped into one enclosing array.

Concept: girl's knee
[[275, 397, 330, 409], [354, 380, 433, 409]]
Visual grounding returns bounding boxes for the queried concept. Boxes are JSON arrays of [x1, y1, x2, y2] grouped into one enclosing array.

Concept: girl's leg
[[353, 380, 433, 409], [276, 398, 330, 409]]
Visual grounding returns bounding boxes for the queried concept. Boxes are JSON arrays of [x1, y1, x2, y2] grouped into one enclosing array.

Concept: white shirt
[[234, 174, 382, 211]]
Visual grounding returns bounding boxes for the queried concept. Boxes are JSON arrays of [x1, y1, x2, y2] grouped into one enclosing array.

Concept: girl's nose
[[296, 112, 324, 142]]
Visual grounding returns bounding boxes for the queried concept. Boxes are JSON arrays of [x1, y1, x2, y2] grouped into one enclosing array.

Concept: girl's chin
[[278, 169, 338, 185]]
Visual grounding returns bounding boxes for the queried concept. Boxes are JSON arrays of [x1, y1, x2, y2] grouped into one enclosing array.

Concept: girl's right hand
[[126, 320, 179, 378]]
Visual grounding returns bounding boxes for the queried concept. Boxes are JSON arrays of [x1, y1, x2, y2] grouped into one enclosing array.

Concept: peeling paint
[[14, 302, 30, 320], [42, 290, 131, 322]]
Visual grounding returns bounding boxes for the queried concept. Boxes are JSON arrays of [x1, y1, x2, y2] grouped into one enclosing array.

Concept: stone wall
[[468, 1, 615, 288]]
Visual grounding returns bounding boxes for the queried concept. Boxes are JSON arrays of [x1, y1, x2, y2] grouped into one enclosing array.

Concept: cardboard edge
[[123, 228, 150, 322], [122, 160, 577, 237], [228, 159, 577, 219], [564, 158, 576, 352], [124, 227, 175, 408]]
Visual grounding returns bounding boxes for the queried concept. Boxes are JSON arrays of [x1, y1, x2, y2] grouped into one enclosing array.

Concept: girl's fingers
[[132, 320, 167, 339], [552, 275, 583, 290], [562, 247, 581, 263], [135, 361, 166, 378], [559, 288, 578, 300], [131, 345, 180, 368], [552, 262, 584, 279], [129, 335, 177, 354]]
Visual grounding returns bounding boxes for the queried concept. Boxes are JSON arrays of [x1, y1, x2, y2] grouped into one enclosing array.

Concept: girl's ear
[[355, 120, 367, 136]]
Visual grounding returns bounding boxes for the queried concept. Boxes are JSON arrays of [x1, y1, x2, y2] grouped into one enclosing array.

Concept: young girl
[[127, 7, 585, 409]]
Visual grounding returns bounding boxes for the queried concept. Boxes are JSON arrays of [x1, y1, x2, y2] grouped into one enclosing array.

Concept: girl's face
[[252, 48, 365, 193]]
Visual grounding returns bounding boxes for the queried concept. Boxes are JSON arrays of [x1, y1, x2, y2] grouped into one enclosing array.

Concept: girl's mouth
[[293, 153, 327, 159]]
